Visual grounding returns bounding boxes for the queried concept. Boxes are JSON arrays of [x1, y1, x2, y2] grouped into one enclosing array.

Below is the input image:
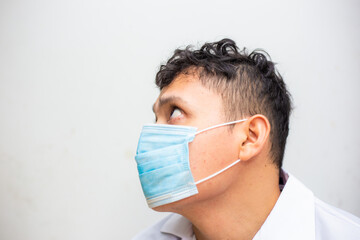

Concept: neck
[[178, 162, 280, 240]]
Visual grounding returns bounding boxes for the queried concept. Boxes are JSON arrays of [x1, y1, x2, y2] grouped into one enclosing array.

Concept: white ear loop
[[194, 159, 241, 185], [193, 118, 247, 185], [195, 119, 247, 135]]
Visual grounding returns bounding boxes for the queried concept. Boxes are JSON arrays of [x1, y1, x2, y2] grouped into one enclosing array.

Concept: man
[[133, 39, 360, 239]]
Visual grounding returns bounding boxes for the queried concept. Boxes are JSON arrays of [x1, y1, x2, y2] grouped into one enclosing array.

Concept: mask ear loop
[[194, 159, 241, 185], [195, 119, 248, 135], [193, 118, 247, 185]]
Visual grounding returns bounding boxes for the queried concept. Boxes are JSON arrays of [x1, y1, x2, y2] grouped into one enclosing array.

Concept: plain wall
[[0, 0, 359, 239]]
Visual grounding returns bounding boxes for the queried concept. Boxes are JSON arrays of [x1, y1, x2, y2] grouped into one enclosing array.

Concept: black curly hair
[[155, 38, 292, 169]]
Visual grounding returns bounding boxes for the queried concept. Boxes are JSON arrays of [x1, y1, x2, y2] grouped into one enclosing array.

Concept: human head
[[155, 38, 292, 169]]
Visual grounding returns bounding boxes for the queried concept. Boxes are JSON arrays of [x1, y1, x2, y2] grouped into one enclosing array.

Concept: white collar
[[161, 213, 193, 239], [160, 170, 316, 240], [253, 172, 316, 240]]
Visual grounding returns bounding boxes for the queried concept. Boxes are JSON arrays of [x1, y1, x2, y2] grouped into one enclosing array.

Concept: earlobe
[[238, 115, 271, 162]]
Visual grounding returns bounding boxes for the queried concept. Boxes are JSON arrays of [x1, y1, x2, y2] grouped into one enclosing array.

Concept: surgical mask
[[135, 119, 247, 208]]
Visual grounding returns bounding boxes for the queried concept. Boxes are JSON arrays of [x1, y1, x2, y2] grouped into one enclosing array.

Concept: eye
[[170, 108, 182, 120]]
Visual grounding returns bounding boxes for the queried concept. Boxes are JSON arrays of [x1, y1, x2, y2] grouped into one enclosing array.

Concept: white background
[[0, 0, 359, 239]]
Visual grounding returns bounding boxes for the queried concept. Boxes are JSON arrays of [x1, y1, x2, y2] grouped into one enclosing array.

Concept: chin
[[152, 205, 168, 212], [152, 194, 198, 213], [152, 182, 228, 213]]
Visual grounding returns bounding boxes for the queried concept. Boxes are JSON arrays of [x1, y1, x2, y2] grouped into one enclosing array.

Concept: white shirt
[[133, 171, 360, 239]]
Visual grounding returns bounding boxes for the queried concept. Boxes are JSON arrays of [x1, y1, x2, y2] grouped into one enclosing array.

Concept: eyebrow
[[152, 96, 189, 113]]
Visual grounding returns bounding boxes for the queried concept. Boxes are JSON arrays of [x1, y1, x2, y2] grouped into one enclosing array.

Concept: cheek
[[188, 131, 239, 182]]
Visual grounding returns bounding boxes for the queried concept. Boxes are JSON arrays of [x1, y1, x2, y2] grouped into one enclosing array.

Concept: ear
[[237, 114, 271, 162]]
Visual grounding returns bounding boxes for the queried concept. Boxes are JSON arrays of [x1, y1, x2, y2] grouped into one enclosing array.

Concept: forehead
[[160, 74, 198, 96], [153, 73, 224, 114]]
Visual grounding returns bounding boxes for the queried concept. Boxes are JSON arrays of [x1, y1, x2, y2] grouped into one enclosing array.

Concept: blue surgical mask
[[135, 119, 247, 208]]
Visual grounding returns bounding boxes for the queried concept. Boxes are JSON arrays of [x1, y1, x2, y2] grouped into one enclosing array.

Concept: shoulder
[[314, 197, 360, 240], [132, 214, 179, 240]]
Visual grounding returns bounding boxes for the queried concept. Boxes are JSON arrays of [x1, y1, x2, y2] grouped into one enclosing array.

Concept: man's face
[[152, 73, 243, 211]]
